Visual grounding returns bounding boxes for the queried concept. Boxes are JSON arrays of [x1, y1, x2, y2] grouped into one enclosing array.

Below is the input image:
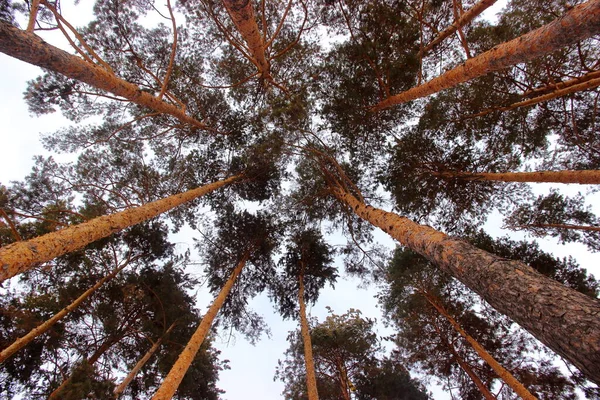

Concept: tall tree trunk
[[0, 259, 129, 363], [420, 0, 497, 57], [523, 69, 600, 98], [462, 75, 600, 120], [152, 250, 251, 400], [430, 318, 497, 400], [510, 223, 600, 232], [434, 169, 600, 184], [222, 0, 270, 78], [328, 182, 600, 384], [48, 334, 123, 400], [0, 21, 213, 132], [371, 0, 600, 111], [423, 291, 537, 400], [114, 322, 177, 398], [335, 360, 351, 400], [0, 175, 241, 283], [298, 265, 319, 400]]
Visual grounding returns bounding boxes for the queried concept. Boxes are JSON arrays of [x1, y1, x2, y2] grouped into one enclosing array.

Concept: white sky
[[1, 0, 600, 399]]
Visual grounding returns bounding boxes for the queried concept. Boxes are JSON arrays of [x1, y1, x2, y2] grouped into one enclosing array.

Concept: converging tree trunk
[[433, 169, 600, 184], [222, 0, 270, 78], [429, 317, 497, 400], [372, 0, 600, 111], [419, 0, 498, 57], [0, 175, 241, 283], [509, 223, 600, 232], [0, 21, 213, 131], [114, 322, 177, 398], [151, 250, 251, 400], [422, 291, 537, 400], [0, 259, 130, 363], [327, 181, 600, 384], [298, 262, 319, 400]]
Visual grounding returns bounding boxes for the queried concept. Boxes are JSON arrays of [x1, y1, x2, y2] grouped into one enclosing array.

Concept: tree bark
[[0, 259, 129, 363], [298, 265, 320, 400], [114, 322, 177, 398], [434, 169, 600, 184], [222, 0, 270, 78], [329, 183, 600, 384], [0, 21, 213, 131], [523, 69, 600, 98], [423, 292, 537, 400], [430, 319, 497, 400], [151, 250, 251, 400], [0, 175, 241, 283], [420, 0, 497, 57], [371, 0, 600, 111]]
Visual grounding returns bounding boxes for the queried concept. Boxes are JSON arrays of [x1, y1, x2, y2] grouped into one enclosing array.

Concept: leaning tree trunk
[[462, 74, 600, 120], [0, 175, 241, 283], [420, 0, 498, 57], [151, 250, 251, 400], [0, 259, 129, 363], [0, 21, 212, 131], [371, 0, 600, 111], [430, 318, 497, 400], [114, 322, 177, 398], [222, 0, 270, 78], [511, 223, 600, 232], [298, 265, 320, 400], [328, 182, 600, 384], [423, 292, 537, 400], [434, 169, 600, 184]]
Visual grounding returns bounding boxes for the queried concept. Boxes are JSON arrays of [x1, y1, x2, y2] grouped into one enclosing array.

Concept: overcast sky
[[1, 1, 600, 399]]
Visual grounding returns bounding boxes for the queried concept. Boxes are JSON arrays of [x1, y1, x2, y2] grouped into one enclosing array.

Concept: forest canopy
[[0, 0, 599, 398]]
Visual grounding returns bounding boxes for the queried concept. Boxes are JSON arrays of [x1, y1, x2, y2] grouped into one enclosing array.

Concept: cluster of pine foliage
[[0, 0, 599, 398]]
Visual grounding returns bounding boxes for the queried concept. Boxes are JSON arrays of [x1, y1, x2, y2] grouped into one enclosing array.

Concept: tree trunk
[[430, 319, 497, 400], [511, 223, 600, 232], [328, 183, 600, 384], [151, 250, 251, 400], [423, 292, 537, 400], [222, 0, 270, 77], [523, 69, 600, 98], [114, 322, 177, 398], [434, 169, 600, 184], [420, 0, 497, 57], [335, 361, 351, 400], [0, 21, 212, 131], [462, 75, 600, 120], [371, 0, 600, 111], [298, 266, 320, 400], [0, 260, 129, 363], [0, 175, 241, 283]]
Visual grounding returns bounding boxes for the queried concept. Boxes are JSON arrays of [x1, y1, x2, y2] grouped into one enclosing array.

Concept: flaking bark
[[372, 0, 600, 111], [0, 21, 213, 131], [329, 183, 600, 384], [151, 251, 251, 400], [0, 175, 241, 283]]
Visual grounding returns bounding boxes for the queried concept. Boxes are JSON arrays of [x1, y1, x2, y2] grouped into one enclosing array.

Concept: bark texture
[[330, 184, 600, 384], [0, 260, 128, 363], [298, 268, 320, 400], [0, 175, 241, 283], [436, 169, 600, 184], [420, 0, 498, 56], [151, 251, 250, 400], [114, 323, 176, 398], [0, 21, 211, 131], [423, 292, 537, 400], [372, 0, 600, 110], [222, 0, 270, 77]]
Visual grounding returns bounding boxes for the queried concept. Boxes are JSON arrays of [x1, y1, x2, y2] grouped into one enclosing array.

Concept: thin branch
[[158, 0, 178, 100]]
